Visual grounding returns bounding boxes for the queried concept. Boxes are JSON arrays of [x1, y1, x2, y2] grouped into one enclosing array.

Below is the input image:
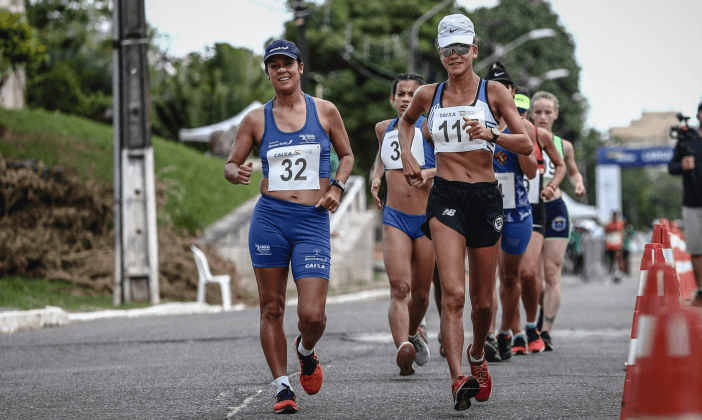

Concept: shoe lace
[[299, 352, 318, 376], [277, 385, 295, 402], [472, 362, 487, 386]]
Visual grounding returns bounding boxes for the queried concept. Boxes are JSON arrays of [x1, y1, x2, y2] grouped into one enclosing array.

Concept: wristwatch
[[331, 179, 346, 193], [490, 127, 501, 143]]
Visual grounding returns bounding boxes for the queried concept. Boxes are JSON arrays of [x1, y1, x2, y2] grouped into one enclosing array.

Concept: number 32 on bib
[[267, 144, 321, 191]]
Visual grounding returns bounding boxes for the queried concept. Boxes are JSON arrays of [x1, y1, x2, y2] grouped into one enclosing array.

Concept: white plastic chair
[[191, 245, 232, 310]]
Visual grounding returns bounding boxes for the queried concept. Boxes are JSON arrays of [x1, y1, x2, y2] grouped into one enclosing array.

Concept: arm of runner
[[224, 109, 261, 185], [315, 100, 355, 212], [538, 127, 566, 200], [563, 139, 586, 197], [399, 85, 430, 186], [519, 119, 538, 179], [468, 81, 532, 155], [371, 121, 390, 209]]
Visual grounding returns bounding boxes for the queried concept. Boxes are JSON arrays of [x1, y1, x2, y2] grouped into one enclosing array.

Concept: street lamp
[[474, 28, 556, 73], [525, 68, 570, 90], [409, 0, 454, 73]]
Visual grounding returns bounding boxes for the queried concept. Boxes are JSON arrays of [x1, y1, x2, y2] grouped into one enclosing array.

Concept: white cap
[[437, 14, 475, 48]]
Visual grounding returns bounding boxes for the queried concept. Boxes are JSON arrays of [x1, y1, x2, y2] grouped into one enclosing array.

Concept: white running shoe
[[409, 333, 430, 366]]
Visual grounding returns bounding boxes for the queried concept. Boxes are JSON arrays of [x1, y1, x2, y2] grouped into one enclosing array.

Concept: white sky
[[145, 0, 702, 132]]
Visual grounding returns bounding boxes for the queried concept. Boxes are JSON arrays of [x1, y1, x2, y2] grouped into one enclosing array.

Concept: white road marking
[[226, 389, 262, 418]]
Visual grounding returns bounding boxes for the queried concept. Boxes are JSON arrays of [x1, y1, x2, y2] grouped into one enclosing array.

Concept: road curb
[[0, 289, 391, 335]]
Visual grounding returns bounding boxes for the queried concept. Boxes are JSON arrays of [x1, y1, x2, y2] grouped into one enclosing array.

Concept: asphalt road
[[0, 269, 638, 420]]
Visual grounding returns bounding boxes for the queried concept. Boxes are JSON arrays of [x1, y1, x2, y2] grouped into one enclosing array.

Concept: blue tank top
[[383, 116, 435, 170], [427, 79, 498, 154], [259, 94, 331, 179], [494, 127, 531, 223]]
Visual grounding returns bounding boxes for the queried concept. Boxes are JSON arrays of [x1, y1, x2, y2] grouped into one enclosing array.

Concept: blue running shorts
[[248, 194, 331, 281], [501, 213, 533, 255], [383, 206, 426, 240], [544, 197, 570, 240]]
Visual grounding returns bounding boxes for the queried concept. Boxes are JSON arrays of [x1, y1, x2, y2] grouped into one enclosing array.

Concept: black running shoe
[[497, 332, 512, 361], [484, 334, 501, 362], [541, 330, 554, 351]]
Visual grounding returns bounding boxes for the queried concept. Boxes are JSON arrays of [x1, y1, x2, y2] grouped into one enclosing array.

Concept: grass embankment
[[0, 108, 261, 311]]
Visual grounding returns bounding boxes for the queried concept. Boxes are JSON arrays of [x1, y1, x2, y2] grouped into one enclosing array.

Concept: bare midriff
[[435, 150, 495, 183], [385, 170, 431, 215]]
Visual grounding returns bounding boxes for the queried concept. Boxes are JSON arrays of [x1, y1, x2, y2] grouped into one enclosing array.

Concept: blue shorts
[[248, 194, 331, 281], [501, 213, 533, 255], [544, 198, 570, 239], [383, 206, 426, 240]]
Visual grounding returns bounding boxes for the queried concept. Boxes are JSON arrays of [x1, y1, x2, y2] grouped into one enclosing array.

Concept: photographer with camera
[[668, 102, 702, 307]]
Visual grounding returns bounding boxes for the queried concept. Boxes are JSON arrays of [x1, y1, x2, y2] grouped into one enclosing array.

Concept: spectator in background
[[621, 223, 635, 275], [605, 211, 625, 282], [668, 101, 702, 307]]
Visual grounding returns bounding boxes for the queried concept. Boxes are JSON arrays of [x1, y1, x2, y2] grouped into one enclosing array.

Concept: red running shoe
[[451, 375, 480, 411], [467, 344, 493, 402], [526, 327, 545, 353], [273, 384, 298, 414], [295, 335, 323, 395]]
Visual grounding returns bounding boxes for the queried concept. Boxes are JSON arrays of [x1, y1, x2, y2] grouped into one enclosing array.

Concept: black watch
[[331, 179, 346, 193], [490, 127, 501, 143]]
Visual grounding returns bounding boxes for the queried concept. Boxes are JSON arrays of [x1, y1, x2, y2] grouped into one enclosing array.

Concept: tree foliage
[[280, 0, 586, 176], [24, 0, 112, 119], [149, 43, 274, 140], [0, 9, 45, 84]]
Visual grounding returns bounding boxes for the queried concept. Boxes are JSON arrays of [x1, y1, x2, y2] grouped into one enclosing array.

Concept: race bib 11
[[431, 106, 493, 154]]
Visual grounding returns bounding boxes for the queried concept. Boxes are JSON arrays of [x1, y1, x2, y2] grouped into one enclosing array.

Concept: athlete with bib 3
[[398, 14, 533, 411], [224, 40, 354, 414], [370, 73, 436, 376]]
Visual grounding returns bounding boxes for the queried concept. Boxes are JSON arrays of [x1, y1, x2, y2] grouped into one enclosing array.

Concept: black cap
[[485, 65, 514, 85], [264, 40, 301, 63]]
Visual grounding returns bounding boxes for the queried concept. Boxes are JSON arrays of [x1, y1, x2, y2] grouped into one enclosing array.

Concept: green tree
[[149, 44, 274, 141], [281, 0, 586, 176], [24, 0, 112, 119], [0, 9, 45, 86]]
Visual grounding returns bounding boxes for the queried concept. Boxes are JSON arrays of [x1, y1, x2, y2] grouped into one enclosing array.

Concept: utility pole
[[294, 0, 310, 93], [112, 0, 160, 304]]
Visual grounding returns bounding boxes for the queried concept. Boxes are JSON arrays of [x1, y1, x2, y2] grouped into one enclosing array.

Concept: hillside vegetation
[[0, 108, 261, 306]]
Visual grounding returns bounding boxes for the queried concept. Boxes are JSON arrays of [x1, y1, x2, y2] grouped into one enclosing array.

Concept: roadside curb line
[[0, 288, 391, 335]]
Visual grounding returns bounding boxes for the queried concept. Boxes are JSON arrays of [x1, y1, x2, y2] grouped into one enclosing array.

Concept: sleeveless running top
[[525, 126, 545, 204], [494, 127, 531, 222], [381, 115, 435, 170], [427, 79, 498, 154], [543, 135, 564, 180], [259, 94, 332, 191]]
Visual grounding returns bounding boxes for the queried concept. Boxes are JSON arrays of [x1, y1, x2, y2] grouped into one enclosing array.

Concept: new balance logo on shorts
[[442, 208, 456, 216]]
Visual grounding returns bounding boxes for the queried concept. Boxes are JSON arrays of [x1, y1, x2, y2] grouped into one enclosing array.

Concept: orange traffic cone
[[625, 306, 702, 418], [621, 263, 683, 419]]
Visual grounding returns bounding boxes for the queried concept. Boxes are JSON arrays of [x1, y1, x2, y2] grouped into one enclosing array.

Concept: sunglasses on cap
[[439, 43, 473, 57]]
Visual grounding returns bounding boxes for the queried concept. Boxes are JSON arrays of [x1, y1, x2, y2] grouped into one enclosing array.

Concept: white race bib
[[525, 173, 541, 204], [381, 127, 425, 170], [267, 144, 321, 191], [431, 106, 494, 154], [543, 151, 557, 179], [496, 173, 516, 209]]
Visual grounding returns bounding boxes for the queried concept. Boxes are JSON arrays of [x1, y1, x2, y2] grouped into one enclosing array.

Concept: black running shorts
[[531, 201, 546, 235], [421, 176, 504, 248]]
